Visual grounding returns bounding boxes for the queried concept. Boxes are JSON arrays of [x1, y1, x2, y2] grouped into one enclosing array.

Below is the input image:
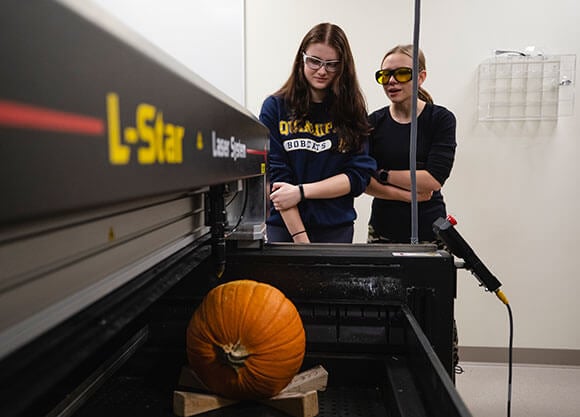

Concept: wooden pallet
[[173, 365, 328, 417]]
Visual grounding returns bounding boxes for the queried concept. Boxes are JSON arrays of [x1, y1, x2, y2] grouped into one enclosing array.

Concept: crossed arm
[[270, 174, 351, 243], [365, 170, 439, 202]]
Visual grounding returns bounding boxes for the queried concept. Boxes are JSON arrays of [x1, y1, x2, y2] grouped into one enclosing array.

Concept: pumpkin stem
[[219, 341, 251, 370]]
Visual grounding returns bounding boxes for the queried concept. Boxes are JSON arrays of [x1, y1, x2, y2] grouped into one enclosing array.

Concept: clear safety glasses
[[302, 52, 341, 73]]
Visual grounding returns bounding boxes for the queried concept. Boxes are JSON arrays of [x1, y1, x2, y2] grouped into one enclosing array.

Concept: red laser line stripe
[[0, 99, 105, 135]]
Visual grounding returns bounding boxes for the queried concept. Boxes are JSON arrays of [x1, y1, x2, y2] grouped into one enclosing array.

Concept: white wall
[[91, 0, 245, 105], [246, 0, 580, 351]]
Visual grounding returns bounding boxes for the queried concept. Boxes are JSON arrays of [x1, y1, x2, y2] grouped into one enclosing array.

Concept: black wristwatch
[[377, 169, 389, 184]]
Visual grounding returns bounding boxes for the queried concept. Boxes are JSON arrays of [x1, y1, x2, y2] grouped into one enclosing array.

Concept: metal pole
[[409, 0, 421, 244]]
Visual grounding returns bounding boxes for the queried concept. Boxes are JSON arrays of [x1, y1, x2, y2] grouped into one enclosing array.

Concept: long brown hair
[[382, 44, 434, 104], [275, 23, 369, 152]]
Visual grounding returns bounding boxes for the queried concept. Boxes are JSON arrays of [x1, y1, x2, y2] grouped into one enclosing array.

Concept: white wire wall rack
[[477, 54, 576, 121]]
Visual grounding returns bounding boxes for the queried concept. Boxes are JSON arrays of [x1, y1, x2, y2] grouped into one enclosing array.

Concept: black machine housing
[[1, 240, 471, 417]]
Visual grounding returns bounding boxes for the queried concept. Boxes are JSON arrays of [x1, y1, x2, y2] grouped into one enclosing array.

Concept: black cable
[[506, 302, 513, 417], [495, 290, 513, 417], [225, 182, 249, 237], [225, 191, 240, 208]]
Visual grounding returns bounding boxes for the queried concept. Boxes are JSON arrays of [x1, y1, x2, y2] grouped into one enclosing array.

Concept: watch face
[[378, 169, 388, 183]]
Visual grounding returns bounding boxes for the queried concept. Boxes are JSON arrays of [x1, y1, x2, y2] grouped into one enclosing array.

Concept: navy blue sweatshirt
[[259, 95, 376, 229]]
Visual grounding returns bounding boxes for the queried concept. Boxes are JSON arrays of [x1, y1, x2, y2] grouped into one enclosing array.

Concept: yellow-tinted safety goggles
[[375, 67, 413, 84]]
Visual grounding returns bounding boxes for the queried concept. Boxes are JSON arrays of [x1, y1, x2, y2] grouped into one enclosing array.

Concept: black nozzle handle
[[433, 216, 502, 293]]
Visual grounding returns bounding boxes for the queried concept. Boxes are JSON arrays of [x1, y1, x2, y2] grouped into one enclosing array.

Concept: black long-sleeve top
[[368, 103, 457, 242]]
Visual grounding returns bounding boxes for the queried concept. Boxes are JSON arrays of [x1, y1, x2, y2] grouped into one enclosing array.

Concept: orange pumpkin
[[186, 279, 306, 400]]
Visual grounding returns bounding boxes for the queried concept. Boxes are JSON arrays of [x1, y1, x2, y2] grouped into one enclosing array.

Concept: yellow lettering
[[279, 121, 288, 135], [165, 124, 175, 162], [325, 122, 333, 134], [165, 124, 184, 163], [107, 93, 130, 165], [173, 126, 184, 162], [277, 120, 336, 137], [314, 123, 324, 136], [290, 121, 299, 133], [124, 127, 138, 145], [106, 93, 186, 166], [154, 111, 165, 163], [196, 131, 204, 150], [137, 103, 156, 164]]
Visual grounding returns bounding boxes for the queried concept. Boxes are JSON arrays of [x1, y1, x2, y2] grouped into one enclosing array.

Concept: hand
[[417, 190, 433, 202], [270, 182, 301, 211]]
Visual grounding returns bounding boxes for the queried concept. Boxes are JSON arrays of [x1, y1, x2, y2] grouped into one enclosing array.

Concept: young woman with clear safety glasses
[[259, 23, 376, 243]]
